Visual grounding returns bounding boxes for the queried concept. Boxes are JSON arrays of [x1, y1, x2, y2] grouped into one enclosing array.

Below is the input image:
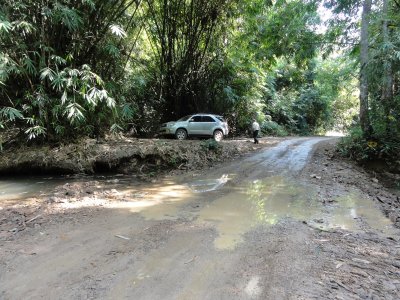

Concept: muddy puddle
[[195, 176, 396, 249], [2, 172, 396, 251], [0, 176, 68, 202], [326, 192, 394, 233]]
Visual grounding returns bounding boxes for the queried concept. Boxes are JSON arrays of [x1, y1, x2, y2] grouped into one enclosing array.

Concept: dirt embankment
[[0, 137, 280, 176]]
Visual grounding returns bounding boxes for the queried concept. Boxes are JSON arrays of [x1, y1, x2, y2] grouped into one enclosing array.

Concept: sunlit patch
[[367, 141, 378, 148], [325, 131, 345, 137], [57, 197, 161, 210], [138, 183, 193, 220], [55, 181, 193, 220]]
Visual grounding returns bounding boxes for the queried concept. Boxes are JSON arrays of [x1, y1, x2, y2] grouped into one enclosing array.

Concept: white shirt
[[252, 121, 260, 131]]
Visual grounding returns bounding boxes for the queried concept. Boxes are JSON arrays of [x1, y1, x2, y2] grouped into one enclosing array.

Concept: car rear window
[[202, 116, 215, 122], [216, 116, 226, 122]]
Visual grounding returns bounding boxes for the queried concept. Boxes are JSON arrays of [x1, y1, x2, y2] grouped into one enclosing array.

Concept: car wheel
[[213, 130, 223, 142], [175, 128, 188, 140]]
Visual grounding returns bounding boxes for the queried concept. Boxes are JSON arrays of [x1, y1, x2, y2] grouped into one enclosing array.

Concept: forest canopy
[[0, 0, 399, 164]]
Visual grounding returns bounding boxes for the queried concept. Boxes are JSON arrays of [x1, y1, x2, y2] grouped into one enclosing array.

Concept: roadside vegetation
[[0, 0, 399, 170]]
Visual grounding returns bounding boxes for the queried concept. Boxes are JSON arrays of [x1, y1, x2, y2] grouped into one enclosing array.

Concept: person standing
[[252, 119, 260, 144]]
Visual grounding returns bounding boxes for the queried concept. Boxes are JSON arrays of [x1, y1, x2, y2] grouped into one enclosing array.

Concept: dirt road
[[1, 137, 399, 299]]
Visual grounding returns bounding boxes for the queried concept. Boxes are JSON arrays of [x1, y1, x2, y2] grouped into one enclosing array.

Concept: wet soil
[[304, 139, 400, 299], [1, 137, 400, 299]]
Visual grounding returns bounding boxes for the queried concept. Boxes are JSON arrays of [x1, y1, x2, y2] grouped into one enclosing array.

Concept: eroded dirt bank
[[0, 137, 280, 175], [1, 137, 400, 299]]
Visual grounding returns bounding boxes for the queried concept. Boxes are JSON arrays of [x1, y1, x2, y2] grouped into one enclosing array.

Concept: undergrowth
[[261, 121, 288, 137], [200, 139, 222, 152], [338, 126, 400, 171]]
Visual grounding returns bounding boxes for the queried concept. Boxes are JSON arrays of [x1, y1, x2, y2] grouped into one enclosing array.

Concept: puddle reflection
[[196, 176, 320, 249], [187, 174, 231, 193], [327, 193, 394, 233], [196, 176, 395, 250]]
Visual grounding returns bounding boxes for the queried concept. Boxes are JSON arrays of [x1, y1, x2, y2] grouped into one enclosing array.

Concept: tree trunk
[[359, 0, 372, 137], [381, 0, 393, 122]]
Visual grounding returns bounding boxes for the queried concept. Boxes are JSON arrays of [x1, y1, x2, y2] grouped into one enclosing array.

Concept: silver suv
[[159, 114, 229, 141]]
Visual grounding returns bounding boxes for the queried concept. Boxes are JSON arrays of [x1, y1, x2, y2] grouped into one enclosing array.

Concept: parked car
[[159, 114, 229, 141]]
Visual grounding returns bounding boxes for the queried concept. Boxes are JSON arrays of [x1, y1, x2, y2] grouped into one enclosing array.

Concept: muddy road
[[1, 137, 400, 299]]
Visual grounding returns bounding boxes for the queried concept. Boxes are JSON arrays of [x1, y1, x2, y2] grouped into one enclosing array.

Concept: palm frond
[[109, 24, 127, 38], [0, 107, 24, 121]]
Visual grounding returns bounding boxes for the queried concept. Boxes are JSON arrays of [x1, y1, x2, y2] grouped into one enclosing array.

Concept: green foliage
[[216, 0, 325, 134], [143, 0, 234, 121], [314, 56, 359, 130], [261, 121, 288, 137], [0, 107, 23, 122], [335, 0, 400, 167], [262, 59, 329, 134], [0, 0, 140, 140], [25, 125, 46, 140], [338, 126, 400, 169], [0, 0, 379, 147], [293, 86, 329, 133], [201, 139, 222, 152]]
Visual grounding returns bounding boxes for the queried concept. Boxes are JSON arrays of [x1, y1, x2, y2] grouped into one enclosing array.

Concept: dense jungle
[[1, 0, 399, 168]]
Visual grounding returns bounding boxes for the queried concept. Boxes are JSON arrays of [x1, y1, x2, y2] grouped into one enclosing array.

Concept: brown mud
[[1, 137, 400, 299]]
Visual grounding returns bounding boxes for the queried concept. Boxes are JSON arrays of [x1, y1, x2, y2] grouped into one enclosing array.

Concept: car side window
[[191, 116, 202, 122], [202, 116, 215, 122]]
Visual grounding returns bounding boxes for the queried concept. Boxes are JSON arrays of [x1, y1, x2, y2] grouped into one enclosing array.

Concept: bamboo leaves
[[24, 125, 46, 140], [121, 103, 136, 121], [0, 107, 23, 122], [0, 20, 12, 33], [12, 20, 35, 35], [22, 55, 37, 76], [2, 0, 379, 142], [47, 65, 115, 124], [109, 25, 127, 38], [105, 43, 121, 58], [65, 103, 85, 124], [53, 3, 83, 31], [40, 67, 57, 81]]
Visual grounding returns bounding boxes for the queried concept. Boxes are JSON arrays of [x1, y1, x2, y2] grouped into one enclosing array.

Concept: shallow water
[[0, 177, 65, 202], [186, 174, 232, 193], [195, 176, 395, 249], [0, 174, 139, 203], [1, 138, 396, 250], [326, 192, 394, 233]]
